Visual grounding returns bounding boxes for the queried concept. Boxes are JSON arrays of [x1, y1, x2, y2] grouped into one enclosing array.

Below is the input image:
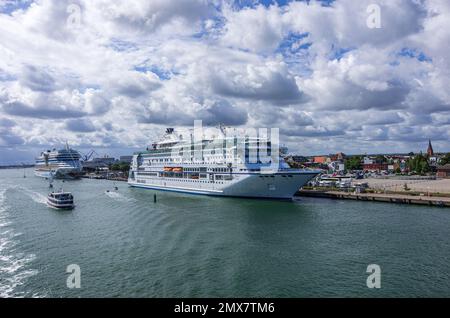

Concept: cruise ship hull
[[34, 167, 82, 179], [128, 172, 318, 200]]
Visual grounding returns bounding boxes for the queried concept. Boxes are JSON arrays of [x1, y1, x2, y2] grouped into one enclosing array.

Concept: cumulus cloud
[[137, 98, 248, 126], [110, 71, 161, 98], [2, 100, 86, 119], [211, 60, 306, 104], [82, 89, 111, 115], [221, 4, 284, 52], [0, 117, 16, 127], [0, 128, 24, 146], [19, 65, 58, 92], [85, 0, 214, 38], [65, 118, 96, 132]]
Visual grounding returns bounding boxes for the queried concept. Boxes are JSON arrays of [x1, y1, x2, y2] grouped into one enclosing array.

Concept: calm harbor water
[[1, 168, 450, 297]]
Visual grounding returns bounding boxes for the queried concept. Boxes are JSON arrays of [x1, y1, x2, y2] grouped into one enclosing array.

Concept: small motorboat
[[47, 190, 75, 210]]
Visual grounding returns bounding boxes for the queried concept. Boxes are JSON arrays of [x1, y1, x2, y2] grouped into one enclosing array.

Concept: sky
[[0, 0, 449, 164]]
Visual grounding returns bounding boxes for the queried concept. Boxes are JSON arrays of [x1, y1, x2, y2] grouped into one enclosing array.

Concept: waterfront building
[[328, 161, 345, 173], [313, 156, 329, 164], [82, 156, 116, 172], [427, 139, 434, 157], [426, 140, 438, 170], [437, 164, 450, 178], [119, 156, 133, 164], [330, 152, 346, 161], [291, 156, 310, 163], [363, 163, 389, 172], [363, 157, 374, 165]]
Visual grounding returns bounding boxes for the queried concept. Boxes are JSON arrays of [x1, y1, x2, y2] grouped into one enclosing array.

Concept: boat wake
[[0, 188, 40, 297], [104, 191, 136, 203], [19, 187, 47, 205]]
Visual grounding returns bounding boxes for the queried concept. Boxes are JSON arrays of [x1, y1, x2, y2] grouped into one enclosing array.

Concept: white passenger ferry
[[46, 190, 75, 210], [128, 127, 320, 200]]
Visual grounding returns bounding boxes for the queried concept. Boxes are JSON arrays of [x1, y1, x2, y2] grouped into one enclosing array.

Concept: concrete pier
[[296, 190, 450, 207]]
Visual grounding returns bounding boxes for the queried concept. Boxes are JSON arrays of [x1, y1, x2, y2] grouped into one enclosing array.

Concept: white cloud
[[221, 4, 284, 52]]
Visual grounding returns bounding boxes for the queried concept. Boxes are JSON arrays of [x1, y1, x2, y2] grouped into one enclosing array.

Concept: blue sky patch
[[0, 0, 33, 15], [398, 48, 432, 62], [329, 46, 354, 61], [231, 0, 335, 9], [134, 65, 172, 80], [277, 32, 311, 55]]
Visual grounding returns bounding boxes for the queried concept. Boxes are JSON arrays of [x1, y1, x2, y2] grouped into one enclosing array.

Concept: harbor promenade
[[362, 177, 450, 194], [297, 189, 450, 207]]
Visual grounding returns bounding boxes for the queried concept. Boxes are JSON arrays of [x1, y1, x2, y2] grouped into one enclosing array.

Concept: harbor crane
[[82, 149, 99, 162]]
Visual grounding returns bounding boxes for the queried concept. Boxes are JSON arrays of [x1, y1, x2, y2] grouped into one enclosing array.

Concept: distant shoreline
[[0, 165, 35, 169]]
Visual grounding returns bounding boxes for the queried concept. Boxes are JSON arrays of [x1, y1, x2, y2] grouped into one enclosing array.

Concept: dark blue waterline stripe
[[129, 184, 292, 201]]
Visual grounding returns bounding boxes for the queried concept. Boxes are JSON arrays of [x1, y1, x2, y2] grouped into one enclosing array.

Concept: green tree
[[110, 162, 130, 173], [440, 153, 450, 165], [375, 155, 386, 163], [408, 154, 430, 175], [345, 156, 362, 170]]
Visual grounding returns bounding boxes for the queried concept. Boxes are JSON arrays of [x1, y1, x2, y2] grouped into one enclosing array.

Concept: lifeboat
[[172, 167, 183, 172], [163, 167, 173, 172]]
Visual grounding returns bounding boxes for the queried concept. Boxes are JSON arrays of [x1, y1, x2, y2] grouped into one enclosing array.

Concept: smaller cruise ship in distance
[[35, 144, 83, 179], [128, 127, 321, 200]]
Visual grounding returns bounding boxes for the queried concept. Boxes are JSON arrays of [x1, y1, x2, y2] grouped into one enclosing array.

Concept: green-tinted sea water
[[1, 168, 450, 297]]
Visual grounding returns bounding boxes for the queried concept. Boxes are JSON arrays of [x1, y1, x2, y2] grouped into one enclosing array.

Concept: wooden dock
[[296, 190, 450, 207]]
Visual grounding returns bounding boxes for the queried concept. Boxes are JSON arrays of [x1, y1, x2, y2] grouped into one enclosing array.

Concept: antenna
[[219, 123, 226, 136]]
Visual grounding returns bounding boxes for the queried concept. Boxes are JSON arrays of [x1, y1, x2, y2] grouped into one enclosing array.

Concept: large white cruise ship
[[128, 127, 320, 200], [35, 145, 83, 179]]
